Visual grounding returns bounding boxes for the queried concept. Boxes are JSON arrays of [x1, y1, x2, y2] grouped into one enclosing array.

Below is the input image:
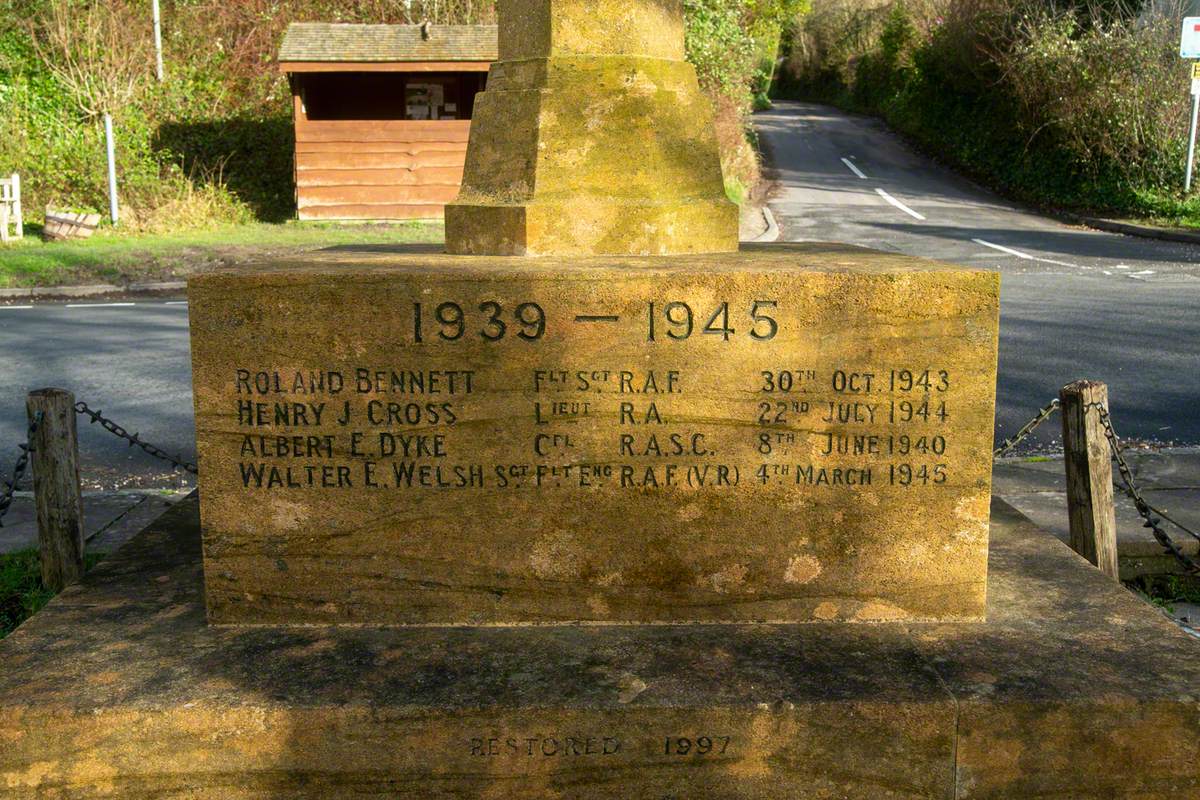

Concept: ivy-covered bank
[[779, 0, 1200, 228], [0, 0, 807, 237]]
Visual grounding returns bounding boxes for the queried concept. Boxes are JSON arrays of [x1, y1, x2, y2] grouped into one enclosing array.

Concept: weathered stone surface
[[498, 0, 686, 60], [444, 0, 738, 256], [2, 497, 1198, 798], [915, 505, 1200, 799], [187, 243, 999, 626]]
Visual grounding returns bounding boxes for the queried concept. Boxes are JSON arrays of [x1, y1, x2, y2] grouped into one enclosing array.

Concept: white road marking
[[875, 189, 926, 221], [841, 158, 868, 180], [971, 238, 1080, 269], [1034, 255, 1081, 268], [0, 305, 33, 310], [1131, 270, 1156, 276], [164, 301, 188, 306], [65, 302, 137, 308], [972, 239, 1031, 259]]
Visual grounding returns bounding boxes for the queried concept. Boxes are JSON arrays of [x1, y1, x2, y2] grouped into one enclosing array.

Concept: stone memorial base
[[2, 496, 1198, 799], [189, 243, 1000, 626]]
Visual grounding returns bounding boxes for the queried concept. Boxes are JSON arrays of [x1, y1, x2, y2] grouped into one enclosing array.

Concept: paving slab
[[0, 492, 187, 554], [1, 497, 1198, 798], [994, 450, 1200, 577], [994, 449, 1200, 492], [1166, 601, 1200, 638]]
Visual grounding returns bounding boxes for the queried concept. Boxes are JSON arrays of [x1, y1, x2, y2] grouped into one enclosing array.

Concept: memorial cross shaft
[[445, 0, 739, 257]]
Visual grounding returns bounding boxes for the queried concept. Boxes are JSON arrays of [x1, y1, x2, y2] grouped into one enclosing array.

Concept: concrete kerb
[[1059, 213, 1200, 247], [0, 281, 186, 302], [752, 206, 781, 243]]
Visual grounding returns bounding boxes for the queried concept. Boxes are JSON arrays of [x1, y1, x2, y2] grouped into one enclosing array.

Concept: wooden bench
[[0, 173, 22, 243]]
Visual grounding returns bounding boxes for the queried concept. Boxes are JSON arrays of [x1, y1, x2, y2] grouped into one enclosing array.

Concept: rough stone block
[[188, 243, 999, 626]]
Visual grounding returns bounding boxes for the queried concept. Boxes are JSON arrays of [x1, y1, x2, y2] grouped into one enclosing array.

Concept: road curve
[[755, 101, 1200, 450]]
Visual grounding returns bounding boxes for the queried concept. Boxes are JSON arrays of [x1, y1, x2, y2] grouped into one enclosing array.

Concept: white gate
[[0, 173, 22, 243]]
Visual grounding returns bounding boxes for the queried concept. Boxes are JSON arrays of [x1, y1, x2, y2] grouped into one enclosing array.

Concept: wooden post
[[26, 389, 85, 591], [1060, 381, 1119, 580]]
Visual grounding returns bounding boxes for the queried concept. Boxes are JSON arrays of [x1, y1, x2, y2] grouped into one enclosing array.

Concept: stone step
[[2, 496, 1197, 798]]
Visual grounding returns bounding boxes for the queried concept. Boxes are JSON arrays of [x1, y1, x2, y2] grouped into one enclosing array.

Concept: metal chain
[[74, 401, 198, 475], [1088, 402, 1200, 575], [1134, 500, 1200, 545], [0, 411, 42, 528], [994, 398, 1060, 458]]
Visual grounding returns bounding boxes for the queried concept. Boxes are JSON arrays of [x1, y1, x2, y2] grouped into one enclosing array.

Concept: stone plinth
[[187, 243, 998, 626], [444, 0, 738, 256], [2, 497, 1198, 798]]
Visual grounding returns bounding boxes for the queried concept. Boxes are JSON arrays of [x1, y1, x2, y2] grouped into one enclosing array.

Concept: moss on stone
[[446, 0, 738, 256]]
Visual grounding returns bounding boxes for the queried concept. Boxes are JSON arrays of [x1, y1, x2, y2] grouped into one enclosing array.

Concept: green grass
[[1126, 574, 1200, 614], [0, 220, 445, 289], [0, 549, 105, 639]]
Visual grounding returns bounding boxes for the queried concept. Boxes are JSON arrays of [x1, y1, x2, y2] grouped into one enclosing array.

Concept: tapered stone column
[[445, 0, 739, 256]]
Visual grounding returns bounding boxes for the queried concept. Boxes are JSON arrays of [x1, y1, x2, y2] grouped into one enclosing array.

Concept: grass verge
[[0, 549, 105, 639], [0, 221, 444, 289]]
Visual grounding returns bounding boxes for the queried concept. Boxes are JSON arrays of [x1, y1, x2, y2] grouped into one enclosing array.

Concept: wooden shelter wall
[[291, 73, 482, 221]]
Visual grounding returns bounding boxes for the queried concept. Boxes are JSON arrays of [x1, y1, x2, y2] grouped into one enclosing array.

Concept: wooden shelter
[[279, 23, 497, 221]]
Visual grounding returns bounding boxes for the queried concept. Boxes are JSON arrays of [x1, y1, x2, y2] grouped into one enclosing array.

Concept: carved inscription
[[230, 342, 957, 496], [464, 734, 734, 759], [469, 735, 622, 758]]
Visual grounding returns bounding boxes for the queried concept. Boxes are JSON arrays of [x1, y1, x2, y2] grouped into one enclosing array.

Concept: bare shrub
[[999, 8, 1187, 185], [28, 0, 152, 118], [165, 0, 495, 109], [783, 0, 893, 88]]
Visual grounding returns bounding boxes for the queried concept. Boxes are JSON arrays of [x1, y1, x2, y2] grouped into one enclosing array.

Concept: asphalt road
[[757, 101, 1200, 450], [0, 300, 196, 491], [1, 101, 1198, 488]]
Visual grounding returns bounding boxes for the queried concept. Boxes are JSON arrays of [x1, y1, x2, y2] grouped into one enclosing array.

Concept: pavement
[[0, 490, 190, 555], [994, 448, 1200, 579]]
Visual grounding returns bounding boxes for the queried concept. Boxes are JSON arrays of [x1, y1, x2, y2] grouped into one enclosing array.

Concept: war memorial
[[2, 0, 1199, 797]]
